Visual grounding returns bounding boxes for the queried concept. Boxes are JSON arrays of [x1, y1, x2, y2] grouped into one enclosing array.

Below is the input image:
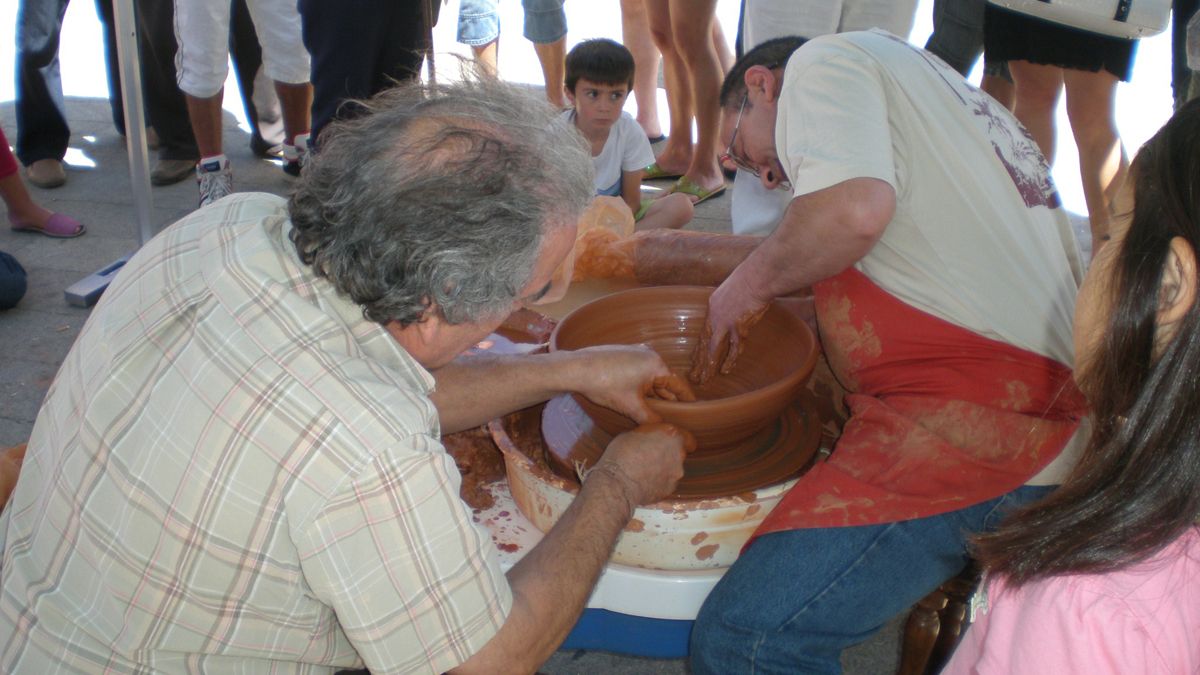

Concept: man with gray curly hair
[[0, 78, 692, 674]]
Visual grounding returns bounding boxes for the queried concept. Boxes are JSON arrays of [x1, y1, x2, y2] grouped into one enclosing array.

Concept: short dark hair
[[719, 36, 807, 108], [565, 38, 635, 93]]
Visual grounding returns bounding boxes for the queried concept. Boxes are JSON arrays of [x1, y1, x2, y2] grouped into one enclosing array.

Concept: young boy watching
[[563, 39, 694, 230]]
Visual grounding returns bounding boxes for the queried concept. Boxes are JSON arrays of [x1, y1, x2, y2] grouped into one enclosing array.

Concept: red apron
[[753, 268, 1086, 539]]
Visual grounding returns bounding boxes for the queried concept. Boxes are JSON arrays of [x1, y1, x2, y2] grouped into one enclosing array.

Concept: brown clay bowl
[[549, 285, 819, 450]]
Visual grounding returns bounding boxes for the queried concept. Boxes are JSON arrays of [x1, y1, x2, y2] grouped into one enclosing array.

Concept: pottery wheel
[[541, 394, 821, 499]]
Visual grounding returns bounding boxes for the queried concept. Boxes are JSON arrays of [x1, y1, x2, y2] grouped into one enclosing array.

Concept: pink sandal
[[8, 212, 86, 239]]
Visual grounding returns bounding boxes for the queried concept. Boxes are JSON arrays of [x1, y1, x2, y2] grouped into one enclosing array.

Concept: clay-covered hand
[[592, 422, 696, 505], [569, 344, 696, 423], [690, 276, 769, 385]]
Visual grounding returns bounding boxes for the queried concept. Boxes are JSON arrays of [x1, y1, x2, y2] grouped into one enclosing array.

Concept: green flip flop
[[642, 162, 684, 181], [670, 176, 727, 205]]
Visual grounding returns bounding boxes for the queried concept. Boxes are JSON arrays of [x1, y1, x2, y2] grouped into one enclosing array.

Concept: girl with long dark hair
[[944, 100, 1200, 672]]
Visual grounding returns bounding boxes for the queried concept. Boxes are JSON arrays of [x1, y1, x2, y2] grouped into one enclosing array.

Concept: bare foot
[[652, 142, 693, 176]]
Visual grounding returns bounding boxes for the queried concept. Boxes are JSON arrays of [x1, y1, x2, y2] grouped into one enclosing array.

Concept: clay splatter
[[626, 518, 645, 533], [691, 532, 709, 545], [695, 544, 720, 560]]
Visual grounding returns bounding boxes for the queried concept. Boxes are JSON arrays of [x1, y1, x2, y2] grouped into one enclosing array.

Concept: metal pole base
[[64, 254, 132, 308]]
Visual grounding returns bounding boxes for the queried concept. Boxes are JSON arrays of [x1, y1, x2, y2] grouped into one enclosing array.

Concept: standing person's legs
[[95, 0, 126, 135], [1173, 0, 1200, 109], [174, 0, 236, 204], [371, 2, 428, 92], [645, 0, 694, 176], [924, 0, 985, 76], [690, 485, 1054, 675], [242, 0, 311, 147], [0, 125, 85, 236], [174, 0, 233, 159], [299, 0, 426, 145], [712, 18, 734, 73], [981, 61, 1015, 110], [135, 0, 200, 185], [522, 0, 567, 108], [230, 0, 282, 158], [923, 0, 1014, 108], [458, 0, 500, 75], [1007, 60, 1064, 164], [620, 0, 664, 140], [743, 0, 839, 47], [840, 0, 919, 36], [15, 0, 71, 186], [1063, 68, 1127, 245], [668, 0, 723, 197]]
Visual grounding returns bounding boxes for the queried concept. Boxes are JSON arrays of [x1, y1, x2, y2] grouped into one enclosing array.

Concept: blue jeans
[[0, 252, 28, 310], [924, 0, 1010, 80], [15, 0, 122, 165], [690, 484, 1054, 674], [456, 0, 566, 46]]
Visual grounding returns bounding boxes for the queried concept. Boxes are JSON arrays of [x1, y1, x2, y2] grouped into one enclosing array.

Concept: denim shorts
[[456, 0, 566, 46]]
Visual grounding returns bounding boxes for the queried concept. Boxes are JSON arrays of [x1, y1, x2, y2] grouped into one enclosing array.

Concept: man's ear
[[744, 65, 778, 104], [1159, 236, 1198, 328], [384, 302, 444, 363], [412, 302, 444, 346], [564, 84, 576, 107]]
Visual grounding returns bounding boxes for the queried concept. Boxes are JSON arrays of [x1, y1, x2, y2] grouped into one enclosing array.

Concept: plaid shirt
[[0, 194, 511, 674]]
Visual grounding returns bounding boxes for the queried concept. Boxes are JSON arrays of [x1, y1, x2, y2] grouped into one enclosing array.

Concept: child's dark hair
[[973, 99, 1200, 586], [565, 39, 635, 93]]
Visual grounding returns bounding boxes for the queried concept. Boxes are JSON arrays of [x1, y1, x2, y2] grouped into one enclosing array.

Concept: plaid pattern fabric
[[0, 194, 511, 674]]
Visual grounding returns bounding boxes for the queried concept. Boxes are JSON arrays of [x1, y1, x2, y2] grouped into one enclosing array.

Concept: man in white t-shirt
[[731, 0, 920, 236], [689, 31, 1088, 672]]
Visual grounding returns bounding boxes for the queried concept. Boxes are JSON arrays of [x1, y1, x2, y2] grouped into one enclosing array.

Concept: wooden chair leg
[[895, 561, 982, 675], [896, 588, 948, 675], [927, 563, 981, 673]]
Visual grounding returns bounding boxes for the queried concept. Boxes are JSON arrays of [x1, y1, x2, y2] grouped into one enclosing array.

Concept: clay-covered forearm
[[448, 467, 635, 674], [631, 229, 763, 286], [573, 229, 764, 286], [734, 178, 895, 300]]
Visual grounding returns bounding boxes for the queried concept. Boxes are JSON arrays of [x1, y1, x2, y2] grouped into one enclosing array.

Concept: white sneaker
[[282, 133, 310, 177], [196, 157, 233, 207]]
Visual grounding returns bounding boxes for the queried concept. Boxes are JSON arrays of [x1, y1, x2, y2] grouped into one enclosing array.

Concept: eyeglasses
[[719, 94, 756, 176], [719, 92, 792, 191]]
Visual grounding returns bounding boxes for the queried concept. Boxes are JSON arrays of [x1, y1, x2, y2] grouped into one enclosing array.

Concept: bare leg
[[1008, 60, 1063, 164], [670, 0, 723, 194], [711, 16, 733, 74], [273, 81, 312, 144], [1063, 67, 1128, 244], [472, 40, 500, 76], [981, 73, 1015, 110], [646, 0, 692, 174], [185, 91, 226, 158], [636, 191, 694, 230], [533, 37, 567, 108], [621, 0, 663, 138], [0, 172, 54, 228]]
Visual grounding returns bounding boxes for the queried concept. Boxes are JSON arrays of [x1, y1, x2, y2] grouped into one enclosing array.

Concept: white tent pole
[[112, 0, 154, 245], [65, 0, 154, 306]]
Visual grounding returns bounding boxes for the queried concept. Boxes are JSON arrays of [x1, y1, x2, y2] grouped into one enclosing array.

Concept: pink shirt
[[943, 527, 1200, 674]]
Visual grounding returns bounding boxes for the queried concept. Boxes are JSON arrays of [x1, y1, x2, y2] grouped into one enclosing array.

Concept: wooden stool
[[895, 561, 981, 675]]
